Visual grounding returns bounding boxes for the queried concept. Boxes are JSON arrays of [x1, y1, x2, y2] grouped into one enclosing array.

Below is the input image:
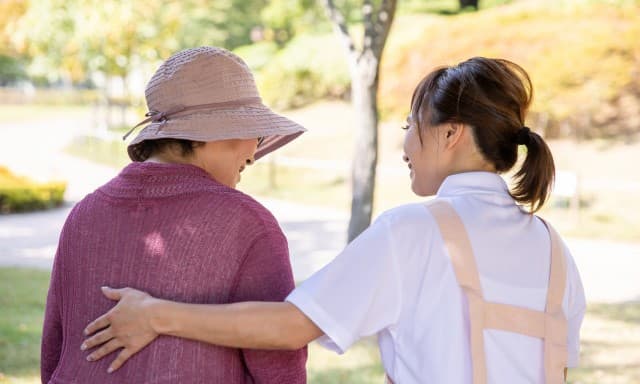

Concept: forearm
[[149, 299, 321, 350]]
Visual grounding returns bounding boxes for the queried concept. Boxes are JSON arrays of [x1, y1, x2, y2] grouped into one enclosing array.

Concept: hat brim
[[127, 104, 306, 161]]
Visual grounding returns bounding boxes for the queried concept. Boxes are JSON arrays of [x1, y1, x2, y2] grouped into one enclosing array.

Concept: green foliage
[[260, 0, 329, 45], [256, 34, 350, 110], [0, 167, 66, 213], [0, 55, 26, 86], [7, 0, 267, 83], [249, 0, 518, 111], [233, 42, 280, 72], [178, 0, 266, 50]]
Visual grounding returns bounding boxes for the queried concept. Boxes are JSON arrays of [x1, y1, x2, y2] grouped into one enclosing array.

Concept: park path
[[0, 114, 638, 302]]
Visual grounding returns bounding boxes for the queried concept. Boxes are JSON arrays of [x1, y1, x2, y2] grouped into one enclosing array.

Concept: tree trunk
[[347, 54, 379, 242], [321, 0, 396, 242]]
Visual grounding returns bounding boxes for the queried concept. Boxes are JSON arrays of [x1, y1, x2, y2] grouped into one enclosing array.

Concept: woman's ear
[[443, 123, 465, 149]]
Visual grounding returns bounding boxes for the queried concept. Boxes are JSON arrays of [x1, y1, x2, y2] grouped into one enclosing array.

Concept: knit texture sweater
[[41, 162, 307, 384]]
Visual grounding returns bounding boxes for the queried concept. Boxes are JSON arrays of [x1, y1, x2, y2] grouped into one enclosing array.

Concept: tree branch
[[369, 0, 397, 59], [321, 0, 358, 63], [362, 0, 375, 53]]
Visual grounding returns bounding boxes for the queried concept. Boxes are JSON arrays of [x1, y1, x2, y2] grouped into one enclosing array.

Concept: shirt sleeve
[[285, 213, 403, 354], [564, 245, 587, 368], [41, 248, 64, 384], [229, 229, 307, 384]]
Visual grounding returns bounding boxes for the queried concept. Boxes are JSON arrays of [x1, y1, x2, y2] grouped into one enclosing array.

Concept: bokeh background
[[0, 0, 639, 383]]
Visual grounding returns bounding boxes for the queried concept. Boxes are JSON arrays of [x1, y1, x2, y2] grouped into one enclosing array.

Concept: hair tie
[[515, 126, 531, 145]]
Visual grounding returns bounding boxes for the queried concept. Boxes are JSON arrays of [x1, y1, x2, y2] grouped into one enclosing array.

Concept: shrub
[[255, 34, 350, 110], [0, 54, 27, 86], [234, 42, 280, 72], [0, 167, 66, 213]]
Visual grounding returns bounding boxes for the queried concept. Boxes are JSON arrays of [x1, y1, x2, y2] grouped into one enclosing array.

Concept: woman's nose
[[402, 154, 409, 163], [246, 158, 255, 166]]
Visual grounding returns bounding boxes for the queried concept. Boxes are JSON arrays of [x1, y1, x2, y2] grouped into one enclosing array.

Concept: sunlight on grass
[[569, 304, 640, 384], [0, 268, 50, 383], [308, 340, 384, 384], [0, 376, 39, 384]]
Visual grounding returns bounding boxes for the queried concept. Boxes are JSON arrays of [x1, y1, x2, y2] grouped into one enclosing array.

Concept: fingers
[[84, 313, 110, 336], [81, 326, 114, 350], [86, 338, 123, 363], [108, 348, 134, 373], [101, 286, 125, 301], [84, 286, 129, 336]]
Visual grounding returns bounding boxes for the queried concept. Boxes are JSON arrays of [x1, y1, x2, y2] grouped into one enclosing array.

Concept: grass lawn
[[0, 268, 51, 383], [1, 267, 639, 383]]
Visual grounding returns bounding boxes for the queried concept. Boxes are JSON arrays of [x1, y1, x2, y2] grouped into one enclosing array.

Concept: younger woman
[[82, 57, 586, 384]]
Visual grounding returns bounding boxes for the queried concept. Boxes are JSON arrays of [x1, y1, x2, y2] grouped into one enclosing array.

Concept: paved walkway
[[0, 116, 639, 303]]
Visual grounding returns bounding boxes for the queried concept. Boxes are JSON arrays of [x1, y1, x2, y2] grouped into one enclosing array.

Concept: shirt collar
[[436, 171, 512, 199]]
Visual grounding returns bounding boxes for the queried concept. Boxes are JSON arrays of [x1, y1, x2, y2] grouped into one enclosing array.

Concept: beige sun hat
[[125, 46, 306, 162]]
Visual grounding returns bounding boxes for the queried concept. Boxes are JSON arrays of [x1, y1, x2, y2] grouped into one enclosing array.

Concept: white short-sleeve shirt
[[286, 172, 586, 384]]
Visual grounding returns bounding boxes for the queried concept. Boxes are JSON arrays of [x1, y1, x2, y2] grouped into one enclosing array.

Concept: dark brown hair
[[128, 138, 205, 162], [410, 57, 555, 212]]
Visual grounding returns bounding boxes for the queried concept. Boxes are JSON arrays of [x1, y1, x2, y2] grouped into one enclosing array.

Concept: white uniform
[[286, 172, 586, 383]]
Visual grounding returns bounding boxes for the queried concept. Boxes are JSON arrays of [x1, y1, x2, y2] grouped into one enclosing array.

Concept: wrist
[[145, 297, 171, 335]]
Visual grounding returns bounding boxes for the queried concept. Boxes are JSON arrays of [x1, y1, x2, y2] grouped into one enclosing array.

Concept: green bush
[[234, 42, 280, 72], [0, 167, 66, 213], [0, 54, 27, 86], [255, 34, 350, 110]]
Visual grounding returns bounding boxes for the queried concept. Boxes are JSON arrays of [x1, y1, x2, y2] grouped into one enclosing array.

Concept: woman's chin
[[412, 189, 430, 197], [410, 181, 425, 197], [410, 179, 435, 197]]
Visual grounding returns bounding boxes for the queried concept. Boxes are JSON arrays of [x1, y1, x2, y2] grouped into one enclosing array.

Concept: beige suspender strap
[[540, 220, 569, 384], [424, 200, 568, 384], [428, 200, 488, 383], [483, 301, 547, 338], [427, 201, 483, 292]]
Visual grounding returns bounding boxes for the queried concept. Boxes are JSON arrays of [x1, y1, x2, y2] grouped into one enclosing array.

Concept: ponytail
[[412, 57, 557, 212], [510, 129, 555, 213]]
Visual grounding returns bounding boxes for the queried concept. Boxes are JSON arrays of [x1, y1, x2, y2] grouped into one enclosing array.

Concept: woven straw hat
[[125, 46, 306, 161]]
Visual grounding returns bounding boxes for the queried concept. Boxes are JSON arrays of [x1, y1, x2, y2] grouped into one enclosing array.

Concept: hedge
[[0, 167, 66, 213]]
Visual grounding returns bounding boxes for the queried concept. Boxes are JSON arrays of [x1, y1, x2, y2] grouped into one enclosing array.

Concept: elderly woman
[[41, 47, 307, 383]]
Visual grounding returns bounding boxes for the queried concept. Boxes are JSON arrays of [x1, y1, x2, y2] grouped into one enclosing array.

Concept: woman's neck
[[146, 152, 198, 167]]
